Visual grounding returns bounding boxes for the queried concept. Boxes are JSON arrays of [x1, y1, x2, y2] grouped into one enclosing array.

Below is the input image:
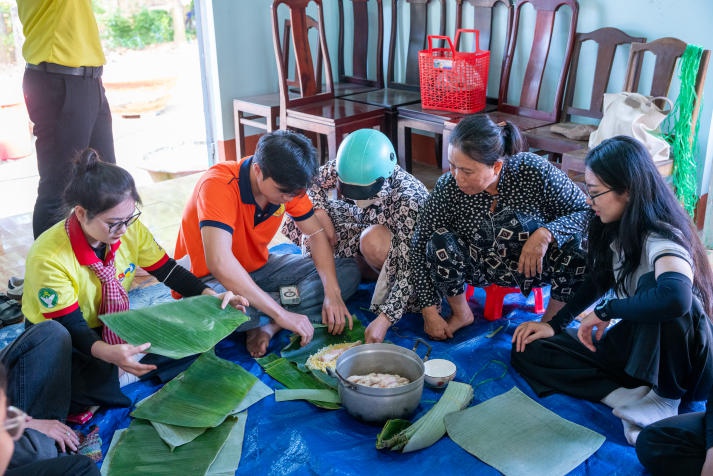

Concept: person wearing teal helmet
[[283, 129, 429, 343]]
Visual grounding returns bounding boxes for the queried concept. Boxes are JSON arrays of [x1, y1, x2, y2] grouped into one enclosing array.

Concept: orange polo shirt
[[175, 157, 314, 277]]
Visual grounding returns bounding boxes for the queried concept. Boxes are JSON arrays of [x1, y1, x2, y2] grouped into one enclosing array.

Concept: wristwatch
[[593, 298, 612, 321]]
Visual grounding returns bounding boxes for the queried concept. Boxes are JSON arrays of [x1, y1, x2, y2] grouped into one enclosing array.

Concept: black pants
[[636, 411, 706, 476], [23, 67, 115, 238]]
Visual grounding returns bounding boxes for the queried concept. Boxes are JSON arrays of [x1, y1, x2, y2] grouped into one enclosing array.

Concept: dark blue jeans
[[206, 253, 361, 330], [0, 320, 73, 470], [0, 320, 71, 419]]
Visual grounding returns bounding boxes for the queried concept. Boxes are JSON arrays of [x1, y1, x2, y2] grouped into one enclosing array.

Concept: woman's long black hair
[[585, 136, 713, 316]]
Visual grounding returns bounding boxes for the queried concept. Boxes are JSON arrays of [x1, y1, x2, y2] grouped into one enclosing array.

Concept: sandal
[[0, 295, 23, 327]]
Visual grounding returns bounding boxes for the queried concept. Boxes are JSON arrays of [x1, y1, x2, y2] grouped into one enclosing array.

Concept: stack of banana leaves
[[101, 351, 273, 475], [99, 295, 273, 475], [256, 317, 366, 409]]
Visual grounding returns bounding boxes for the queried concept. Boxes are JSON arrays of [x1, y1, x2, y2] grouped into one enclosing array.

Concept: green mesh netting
[[662, 44, 704, 218]]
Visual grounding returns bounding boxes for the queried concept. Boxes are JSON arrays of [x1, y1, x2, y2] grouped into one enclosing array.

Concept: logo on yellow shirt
[[273, 204, 286, 217], [38, 288, 58, 309]]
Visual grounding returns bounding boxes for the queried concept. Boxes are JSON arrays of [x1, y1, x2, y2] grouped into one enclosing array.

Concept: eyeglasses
[[586, 189, 613, 202], [4, 406, 27, 441], [106, 210, 142, 233]]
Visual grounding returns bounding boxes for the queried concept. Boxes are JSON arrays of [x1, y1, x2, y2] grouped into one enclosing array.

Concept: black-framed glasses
[[4, 406, 27, 441], [586, 189, 613, 202], [106, 210, 142, 233]]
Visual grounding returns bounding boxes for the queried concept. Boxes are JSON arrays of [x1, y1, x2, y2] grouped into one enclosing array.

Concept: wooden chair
[[561, 38, 711, 185], [396, 0, 513, 172], [524, 27, 646, 163], [341, 0, 447, 148], [233, 16, 321, 159], [272, 0, 385, 162], [442, 0, 579, 171], [334, 0, 385, 98]]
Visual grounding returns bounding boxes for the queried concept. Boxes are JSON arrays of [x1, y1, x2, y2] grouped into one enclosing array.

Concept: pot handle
[[326, 366, 358, 391], [412, 338, 432, 362]]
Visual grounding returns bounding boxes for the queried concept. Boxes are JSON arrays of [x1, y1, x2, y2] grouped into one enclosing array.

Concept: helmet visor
[[337, 177, 385, 200]]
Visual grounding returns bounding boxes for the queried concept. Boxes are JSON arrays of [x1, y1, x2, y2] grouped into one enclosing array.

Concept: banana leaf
[[280, 319, 365, 365], [256, 354, 340, 410], [132, 351, 256, 428], [275, 388, 340, 403], [101, 417, 238, 476], [101, 295, 249, 359], [150, 378, 272, 450], [205, 411, 248, 476]]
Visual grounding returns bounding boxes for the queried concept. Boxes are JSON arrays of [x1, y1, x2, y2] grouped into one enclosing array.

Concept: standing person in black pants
[[16, 0, 115, 238]]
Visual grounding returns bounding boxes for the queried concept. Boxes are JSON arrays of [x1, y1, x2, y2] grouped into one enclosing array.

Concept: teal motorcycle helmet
[[335, 129, 397, 200]]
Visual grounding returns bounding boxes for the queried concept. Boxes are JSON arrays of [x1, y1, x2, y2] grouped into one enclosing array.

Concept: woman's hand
[[91, 341, 157, 377], [512, 321, 554, 352], [25, 418, 79, 453], [576, 311, 608, 352], [518, 227, 553, 278], [365, 313, 391, 343], [322, 290, 353, 335], [422, 306, 453, 341]]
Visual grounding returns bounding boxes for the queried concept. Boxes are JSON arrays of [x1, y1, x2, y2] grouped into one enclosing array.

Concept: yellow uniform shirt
[[23, 216, 168, 328], [18, 0, 105, 67]]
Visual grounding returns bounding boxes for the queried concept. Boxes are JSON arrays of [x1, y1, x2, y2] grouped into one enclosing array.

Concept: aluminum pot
[[331, 343, 425, 424]]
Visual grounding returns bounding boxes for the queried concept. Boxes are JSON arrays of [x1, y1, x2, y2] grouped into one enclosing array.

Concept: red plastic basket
[[418, 29, 490, 114]]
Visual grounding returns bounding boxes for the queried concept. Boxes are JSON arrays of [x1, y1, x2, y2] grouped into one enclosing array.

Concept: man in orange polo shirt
[[175, 130, 360, 357]]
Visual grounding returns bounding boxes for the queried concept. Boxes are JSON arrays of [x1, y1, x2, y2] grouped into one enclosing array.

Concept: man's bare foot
[[246, 323, 281, 357], [447, 301, 474, 335]]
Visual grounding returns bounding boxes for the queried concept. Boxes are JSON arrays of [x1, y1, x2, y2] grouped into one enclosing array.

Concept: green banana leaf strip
[[151, 423, 206, 452], [150, 377, 272, 450], [102, 417, 238, 476], [275, 388, 341, 404], [256, 354, 340, 410], [280, 318, 365, 365], [132, 351, 257, 428], [375, 419, 412, 450], [101, 295, 249, 359], [206, 411, 248, 476]]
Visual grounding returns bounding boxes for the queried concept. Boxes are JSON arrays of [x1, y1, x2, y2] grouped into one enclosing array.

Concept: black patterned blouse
[[282, 159, 429, 323], [410, 152, 589, 309]]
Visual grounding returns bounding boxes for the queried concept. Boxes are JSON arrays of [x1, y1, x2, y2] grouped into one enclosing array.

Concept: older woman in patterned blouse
[[410, 114, 589, 340], [283, 130, 429, 343]]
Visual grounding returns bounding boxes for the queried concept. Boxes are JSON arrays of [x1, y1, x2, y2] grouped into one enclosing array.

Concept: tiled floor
[[0, 161, 443, 291]]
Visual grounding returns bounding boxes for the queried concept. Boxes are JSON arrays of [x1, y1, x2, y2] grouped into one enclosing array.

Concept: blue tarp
[[5, 245, 700, 474]]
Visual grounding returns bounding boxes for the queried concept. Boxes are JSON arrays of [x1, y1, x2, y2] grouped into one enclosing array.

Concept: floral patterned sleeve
[[374, 176, 429, 323], [410, 174, 452, 310], [538, 160, 590, 246], [308, 159, 339, 211]]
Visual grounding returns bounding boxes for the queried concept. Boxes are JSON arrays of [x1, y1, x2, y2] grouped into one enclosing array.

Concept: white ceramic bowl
[[423, 358, 457, 388]]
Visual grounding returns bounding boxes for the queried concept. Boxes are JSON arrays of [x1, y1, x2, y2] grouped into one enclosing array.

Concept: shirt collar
[[67, 213, 121, 266]]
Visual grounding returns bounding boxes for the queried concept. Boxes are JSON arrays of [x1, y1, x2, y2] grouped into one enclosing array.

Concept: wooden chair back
[[387, 0, 447, 91], [497, 0, 579, 122], [454, 0, 514, 104], [282, 15, 323, 91], [272, 0, 333, 111], [337, 0, 384, 89], [563, 27, 646, 122]]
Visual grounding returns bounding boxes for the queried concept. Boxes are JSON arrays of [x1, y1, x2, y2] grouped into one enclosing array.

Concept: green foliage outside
[[105, 8, 174, 50]]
